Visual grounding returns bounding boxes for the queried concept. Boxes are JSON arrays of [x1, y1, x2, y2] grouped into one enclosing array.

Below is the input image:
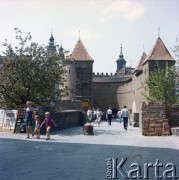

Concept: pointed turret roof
[[116, 43, 126, 62], [142, 37, 175, 65], [133, 52, 147, 74], [59, 44, 64, 52], [49, 33, 55, 47], [67, 39, 93, 61]]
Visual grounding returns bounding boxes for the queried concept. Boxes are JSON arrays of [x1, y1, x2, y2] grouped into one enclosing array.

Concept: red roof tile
[[142, 37, 175, 64], [133, 52, 147, 74], [67, 39, 93, 61]]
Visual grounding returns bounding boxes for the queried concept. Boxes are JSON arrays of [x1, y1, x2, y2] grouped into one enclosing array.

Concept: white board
[[2, 110, 18, 131]]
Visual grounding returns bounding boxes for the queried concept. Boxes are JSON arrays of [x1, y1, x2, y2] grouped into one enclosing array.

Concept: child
[[34, 115, 41, 139], [40, 112, 57, 140]]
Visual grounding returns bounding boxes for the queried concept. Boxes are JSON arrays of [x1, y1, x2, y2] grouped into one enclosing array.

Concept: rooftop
[[133, 52, 147, 74], [142, 37, 175, 64], [67, 39, 93, 61]]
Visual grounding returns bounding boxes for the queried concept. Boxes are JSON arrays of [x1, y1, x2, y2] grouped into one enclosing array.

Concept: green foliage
[[143, 64, 176, 105], [0, 28, 67, 108]]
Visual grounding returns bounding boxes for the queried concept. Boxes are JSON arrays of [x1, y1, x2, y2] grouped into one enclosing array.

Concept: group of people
[[24, 101, 130, 140], [87, 108, 102, 126], [24, 101, 57, 140], [87, 106, 130, 130]]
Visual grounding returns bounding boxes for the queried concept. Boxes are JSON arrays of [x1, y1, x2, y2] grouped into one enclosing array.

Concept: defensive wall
[[54, 100, 83, 112], [93, 81, 119, 111]]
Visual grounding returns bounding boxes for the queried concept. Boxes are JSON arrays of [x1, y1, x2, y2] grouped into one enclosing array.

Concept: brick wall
[[141, 103, 170, 136], [93, 82, 119, 111], [168, 104, 179, 127], [54, 100, 83, 111]]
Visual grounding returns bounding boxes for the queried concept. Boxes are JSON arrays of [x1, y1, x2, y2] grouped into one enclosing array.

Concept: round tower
[[61, 60, 76, 100]]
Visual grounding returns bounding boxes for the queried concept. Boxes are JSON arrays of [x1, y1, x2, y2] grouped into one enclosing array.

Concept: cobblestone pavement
[[0, 121, 179, 180]]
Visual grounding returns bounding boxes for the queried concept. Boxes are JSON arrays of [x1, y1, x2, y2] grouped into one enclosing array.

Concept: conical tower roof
[[133, 52, 147, 74], [67, 39, 93, 61], [142, 37, 175, 64], [49, 33, 55, 47]]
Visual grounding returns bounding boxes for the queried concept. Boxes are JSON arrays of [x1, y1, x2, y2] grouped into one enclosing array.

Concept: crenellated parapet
[[92, 70, 133, 77], [93, 72, 117, 77]]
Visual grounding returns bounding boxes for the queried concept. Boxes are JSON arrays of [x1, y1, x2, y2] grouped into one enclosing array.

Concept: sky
[[0, 0, 179, 73]]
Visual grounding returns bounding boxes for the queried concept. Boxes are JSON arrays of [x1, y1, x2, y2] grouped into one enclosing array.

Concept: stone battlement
[[93, 72, 117, 77], [92, 72, 132, 77]]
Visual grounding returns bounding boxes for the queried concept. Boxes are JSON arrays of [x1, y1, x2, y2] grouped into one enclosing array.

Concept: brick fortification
[[45, 34, 177, 130], [62, 39, 94, 106], [92, 37, 176, 130]]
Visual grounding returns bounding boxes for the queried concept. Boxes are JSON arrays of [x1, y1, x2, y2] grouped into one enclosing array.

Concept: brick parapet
[[141, 103, 170, 136], [167, 104, 179, 127]]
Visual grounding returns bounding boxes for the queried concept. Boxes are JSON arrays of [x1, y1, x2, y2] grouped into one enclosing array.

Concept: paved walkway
[[0, 121, 179, 180], [0, 121, 179, 149]]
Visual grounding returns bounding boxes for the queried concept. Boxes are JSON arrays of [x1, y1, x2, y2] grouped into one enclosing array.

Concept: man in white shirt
[[106, 107, 112, 125], [87, 107, 93, 123], [120, 106, 129, 130]]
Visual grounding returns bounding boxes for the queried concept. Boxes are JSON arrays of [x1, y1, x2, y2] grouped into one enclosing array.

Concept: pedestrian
[[31, 110, 37, 136], [93, 108, 97, 121], [24, 101, 34, 139], [106, 107, 112, 125], [34, 115, 41, 139], [96, 108, 102, 126], [101, 111, 104, 121], [121, 106, 130, 130], [117, 109, 122, 123], [40, 112, 57, 140], [87, 107, 93, 123]]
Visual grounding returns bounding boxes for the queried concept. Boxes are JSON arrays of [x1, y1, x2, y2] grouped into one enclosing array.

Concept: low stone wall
[[40, 110, 86, 133], [141, 103, 170, 136], [54, 100, 83, 112], [168, 104, 179, 127]]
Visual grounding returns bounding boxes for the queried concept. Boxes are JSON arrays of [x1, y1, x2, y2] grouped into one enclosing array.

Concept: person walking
[[34, 115, 41, 139], [24, 101, 34, 138], [117, 109, 122, 123], [106, 107, 112, 126], [31, 110, 37, 136], [40, 112, 57, 140], [121, 106, 129, 130], [93, 108, 97, 121], [96, 108, 102, 126], [87, 107, 93, 123]]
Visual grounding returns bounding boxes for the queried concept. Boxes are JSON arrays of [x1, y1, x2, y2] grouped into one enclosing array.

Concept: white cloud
[[124, 2, 146, 21], [100, 0, 145, 21]]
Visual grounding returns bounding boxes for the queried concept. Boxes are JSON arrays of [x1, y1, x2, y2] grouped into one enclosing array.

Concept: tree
[[142, 64, 176, 105], [171, 37, 179, 103], [0, 28, 67, 108], [171, 38, 179, 63]]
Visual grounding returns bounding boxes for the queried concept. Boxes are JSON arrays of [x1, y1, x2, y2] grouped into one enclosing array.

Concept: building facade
[[47, 33, 176, 126], [63, 39, 94, 106], [93, 36, 175, 126]]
